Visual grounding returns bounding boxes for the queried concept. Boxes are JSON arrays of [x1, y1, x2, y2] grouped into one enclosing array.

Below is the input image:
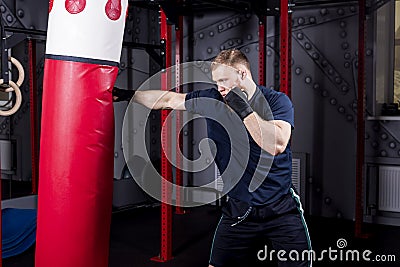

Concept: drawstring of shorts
[[231, 206, 253, 227]]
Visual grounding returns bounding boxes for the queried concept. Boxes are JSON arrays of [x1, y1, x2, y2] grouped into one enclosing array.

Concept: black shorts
[[209, 188, 312, 267]]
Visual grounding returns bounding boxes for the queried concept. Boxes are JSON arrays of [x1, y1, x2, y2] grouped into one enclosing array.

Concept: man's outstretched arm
[[113, 87, 186, 110]]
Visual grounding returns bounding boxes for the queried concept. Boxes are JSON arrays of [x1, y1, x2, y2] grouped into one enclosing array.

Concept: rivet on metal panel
[[312, 53, 319, 60], [17, 9, 24, 18], [346, 115, 353, 121], [324, 197, 331, 205], [371, 141, 378, 148], [337, 8, 345, 16], [6, 14, 13, 23]]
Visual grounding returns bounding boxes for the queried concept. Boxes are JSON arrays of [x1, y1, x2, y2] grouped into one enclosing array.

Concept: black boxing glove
[[224, 87, 253, 120], [112, 87, 136, 102]]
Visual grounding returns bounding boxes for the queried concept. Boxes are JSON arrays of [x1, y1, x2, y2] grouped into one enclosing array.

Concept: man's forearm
[[132, 90, 186, 110], [132, 90, 170, 109], [243, 113, 290, 156]]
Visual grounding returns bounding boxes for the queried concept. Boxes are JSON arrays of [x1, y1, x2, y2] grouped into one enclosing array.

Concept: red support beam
[[355, 0, 368, 239], [280, 0, 292, 97], [28, 39, 39, 194], [258, 16, 266, 86], [175, 15, 185, 214], [151, 8, 174, 262]]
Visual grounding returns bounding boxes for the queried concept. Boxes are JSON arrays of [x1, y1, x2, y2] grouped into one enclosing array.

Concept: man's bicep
[[275, 120, 292, 143]]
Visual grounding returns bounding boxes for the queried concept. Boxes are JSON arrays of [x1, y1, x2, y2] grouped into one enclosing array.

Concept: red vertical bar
[[151, 8, 173, 262], [258, 16, 266, 86], [280, 0, 292, 97], [175, 15, 185, 214], [355, 0, 367, 239], [28, 39, 39, 194]]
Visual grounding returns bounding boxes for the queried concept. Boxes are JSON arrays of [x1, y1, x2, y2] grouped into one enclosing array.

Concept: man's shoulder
[[256, 86, 291, 107]]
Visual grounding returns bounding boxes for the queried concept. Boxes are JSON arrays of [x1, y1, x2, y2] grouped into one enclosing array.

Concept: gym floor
[[2, 204, 400, 267]]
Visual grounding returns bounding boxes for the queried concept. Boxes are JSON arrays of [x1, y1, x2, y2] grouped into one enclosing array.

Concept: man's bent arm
[[133, 90, 186, 110], [243, 113, 292, 156]]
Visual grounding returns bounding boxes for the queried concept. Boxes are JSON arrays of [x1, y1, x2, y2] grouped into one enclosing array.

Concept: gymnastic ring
[[9, 57, 25, 87], [0, 79, 22, 116]]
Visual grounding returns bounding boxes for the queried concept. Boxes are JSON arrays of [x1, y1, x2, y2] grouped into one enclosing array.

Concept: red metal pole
[[355, 0, 367, 239], [151, 8, 173, 262], [175, 15, 185, 214], [280, 0, 292, 97], [258, 16, 266, 86], [28, 39, 39, 194]]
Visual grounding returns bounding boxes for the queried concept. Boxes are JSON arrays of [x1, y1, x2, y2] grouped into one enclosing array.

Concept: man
[[114, 49, 311, 267]]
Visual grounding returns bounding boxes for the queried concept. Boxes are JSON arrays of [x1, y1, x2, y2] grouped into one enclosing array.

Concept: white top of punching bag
[[46, 0, 128, 64]]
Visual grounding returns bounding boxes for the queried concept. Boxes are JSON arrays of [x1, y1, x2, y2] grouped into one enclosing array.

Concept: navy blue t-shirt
[[184, 86, 294, 206]]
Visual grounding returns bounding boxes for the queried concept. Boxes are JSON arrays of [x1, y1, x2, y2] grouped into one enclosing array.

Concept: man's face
[[211, 64, 240, 97]]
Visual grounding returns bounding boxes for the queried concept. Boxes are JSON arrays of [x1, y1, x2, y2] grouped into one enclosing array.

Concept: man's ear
[[237, 69, 246, 80]]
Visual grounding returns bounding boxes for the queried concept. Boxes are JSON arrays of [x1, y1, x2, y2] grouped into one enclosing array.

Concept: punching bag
[[35, 1, 128, 266]]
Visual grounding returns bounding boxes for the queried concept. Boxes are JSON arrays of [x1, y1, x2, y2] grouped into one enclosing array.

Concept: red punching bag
[[35, 1, 128, 266]]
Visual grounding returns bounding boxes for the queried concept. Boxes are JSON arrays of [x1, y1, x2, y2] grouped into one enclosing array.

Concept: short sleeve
[[270, 92, 294, 129]]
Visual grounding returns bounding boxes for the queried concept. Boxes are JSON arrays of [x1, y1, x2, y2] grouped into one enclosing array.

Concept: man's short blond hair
[[211, 49, 251, 71]]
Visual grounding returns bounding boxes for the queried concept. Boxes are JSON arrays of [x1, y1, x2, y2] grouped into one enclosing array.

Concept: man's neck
[[245, 80, 257, 100]]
